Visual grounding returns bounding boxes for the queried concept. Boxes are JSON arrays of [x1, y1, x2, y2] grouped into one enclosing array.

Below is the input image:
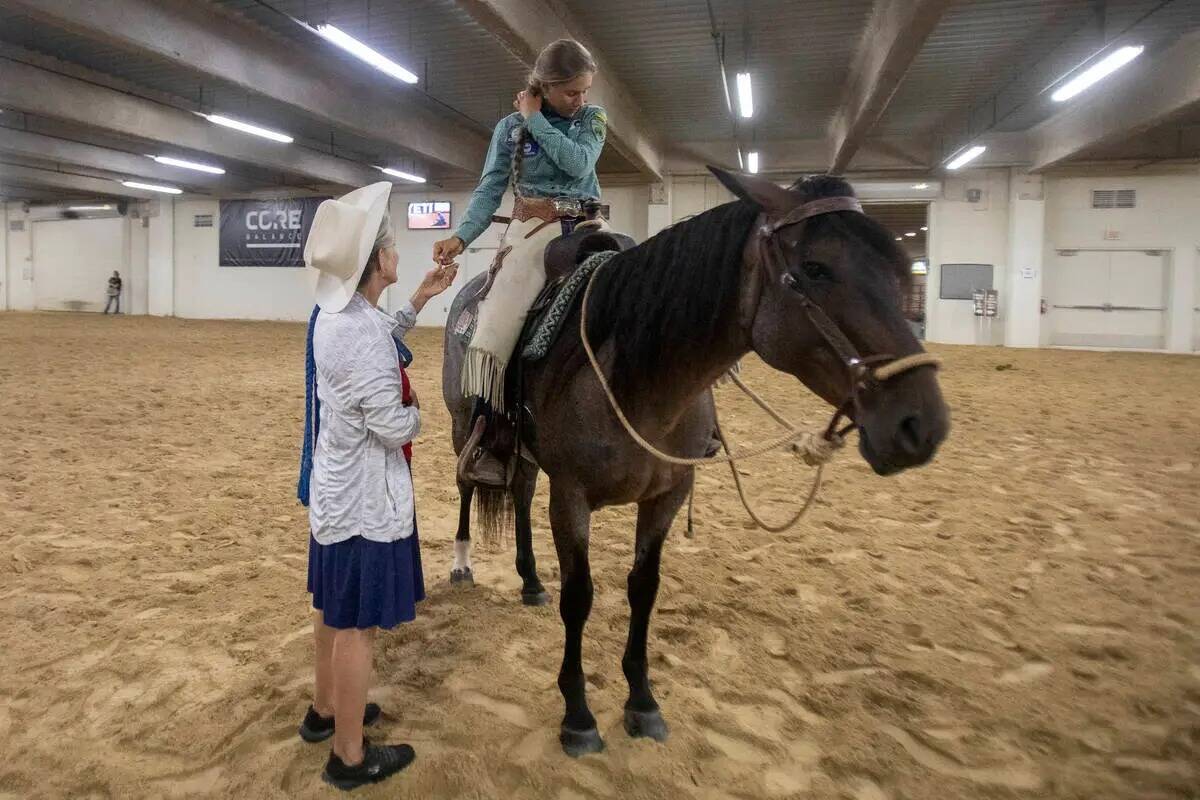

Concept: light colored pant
[[462, 216, 607, 411]]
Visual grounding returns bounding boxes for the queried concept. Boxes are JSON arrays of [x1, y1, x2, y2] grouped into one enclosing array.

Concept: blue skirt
[[307, 526, 425, 630]]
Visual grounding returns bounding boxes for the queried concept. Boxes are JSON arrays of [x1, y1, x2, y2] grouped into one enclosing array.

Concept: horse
[[441, 167, 950, 756]]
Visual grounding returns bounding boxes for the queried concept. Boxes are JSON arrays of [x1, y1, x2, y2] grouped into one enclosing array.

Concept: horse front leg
[[549, 482, 602, 756], [512, 462, 551, 606], [622, 475, 690, 743], [450, 479, 474, 585]]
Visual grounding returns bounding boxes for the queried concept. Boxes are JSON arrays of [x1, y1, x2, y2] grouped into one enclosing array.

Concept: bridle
[[748, 195, 942, 443]]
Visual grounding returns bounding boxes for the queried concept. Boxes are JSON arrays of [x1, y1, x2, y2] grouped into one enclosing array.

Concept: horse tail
[[474, 486, 512, 548]]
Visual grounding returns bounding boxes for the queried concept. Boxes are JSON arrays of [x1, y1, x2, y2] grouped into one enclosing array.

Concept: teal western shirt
[[454, 104, 606, 246]]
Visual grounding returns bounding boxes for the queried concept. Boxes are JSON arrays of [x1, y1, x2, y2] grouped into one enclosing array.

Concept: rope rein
[[578, 251, 941, 533]]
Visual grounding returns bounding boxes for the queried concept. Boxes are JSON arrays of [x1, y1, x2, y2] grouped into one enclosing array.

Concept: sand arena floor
[[0, 311, 1198, 800]]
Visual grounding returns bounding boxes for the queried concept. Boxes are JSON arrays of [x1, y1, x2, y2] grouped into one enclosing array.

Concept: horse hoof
[[559, 725, 604, 757], [450, 568, 474, 586], [623, 708, 669, 742], [521, 588, 551, 606]]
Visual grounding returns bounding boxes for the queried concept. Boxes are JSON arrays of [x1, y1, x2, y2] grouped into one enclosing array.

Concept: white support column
[[647, 181, 672, 238], [1004, 170, 1045, 348], [1167, 248, 1196, 353], [1, 204, 8, 311], [147, 198, 175, 317]]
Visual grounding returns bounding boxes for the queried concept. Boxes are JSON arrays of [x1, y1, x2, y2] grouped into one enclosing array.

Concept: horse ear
[[708, 166, 794, 214]]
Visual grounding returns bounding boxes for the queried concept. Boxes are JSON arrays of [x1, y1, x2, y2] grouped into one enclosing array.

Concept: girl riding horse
[[432, 39, 607, 486]]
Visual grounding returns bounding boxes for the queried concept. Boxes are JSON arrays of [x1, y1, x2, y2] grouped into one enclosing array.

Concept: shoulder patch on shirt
[[590, 108, 607, 139]]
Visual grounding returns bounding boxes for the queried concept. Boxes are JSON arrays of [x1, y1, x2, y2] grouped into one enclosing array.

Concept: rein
[[578, 194, 941, 532]]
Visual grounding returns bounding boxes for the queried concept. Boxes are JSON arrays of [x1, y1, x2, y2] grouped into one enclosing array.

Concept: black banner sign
[[219, 197, 327, 267]]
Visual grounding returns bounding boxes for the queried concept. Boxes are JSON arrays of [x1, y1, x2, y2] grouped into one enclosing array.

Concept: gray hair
[[357, 213, 394, 288], [374, 212, 394, 250]]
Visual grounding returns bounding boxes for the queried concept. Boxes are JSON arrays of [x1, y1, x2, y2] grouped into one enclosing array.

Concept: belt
[[492, 196, 601, 227]]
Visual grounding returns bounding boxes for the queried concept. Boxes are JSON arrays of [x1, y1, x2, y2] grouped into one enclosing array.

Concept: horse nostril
[[897, 415, 923, 455]]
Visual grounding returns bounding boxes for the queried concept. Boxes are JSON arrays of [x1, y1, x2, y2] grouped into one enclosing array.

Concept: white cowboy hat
[[304, 181, 393, 313]]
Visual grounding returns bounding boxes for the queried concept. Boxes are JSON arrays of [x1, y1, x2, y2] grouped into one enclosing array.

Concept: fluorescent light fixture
[[150, 155, 225, 174], [946, 145, 986, 170], [1052, 45, 1144, 102], [905, 232, 917, 237], [735, 72, 754, 118], [122, 180, 182, 195], [912, 182, 930, 190], [895, 236, 903, 241], [317, 24, 418, 84], [746, 151, 759, 174], [206, 114, 293, 143], [380, 167, 426, 183], [68, 205, 112, 211], [921, 225, 928, 231]]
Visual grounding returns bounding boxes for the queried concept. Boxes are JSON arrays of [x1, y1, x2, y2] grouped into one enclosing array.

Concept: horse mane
[[580, 174, 910, 400], [582, 199, 760, 399]]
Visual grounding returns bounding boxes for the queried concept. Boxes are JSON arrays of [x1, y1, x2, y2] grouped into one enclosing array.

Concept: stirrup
[[457, 416, 511, 488]]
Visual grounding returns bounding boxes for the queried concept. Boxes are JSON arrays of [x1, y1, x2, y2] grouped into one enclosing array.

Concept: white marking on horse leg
[[453, 539, 472, 572]]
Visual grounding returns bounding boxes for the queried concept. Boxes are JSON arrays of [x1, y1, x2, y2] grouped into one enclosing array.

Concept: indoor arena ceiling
[[1, 0, 1199, 201]]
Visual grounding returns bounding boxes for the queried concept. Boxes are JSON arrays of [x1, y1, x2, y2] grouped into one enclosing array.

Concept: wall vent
[[1091, 189, 1136, 209]]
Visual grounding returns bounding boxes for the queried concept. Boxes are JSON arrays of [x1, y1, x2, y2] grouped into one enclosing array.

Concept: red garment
[[400, 365, 413, 464]]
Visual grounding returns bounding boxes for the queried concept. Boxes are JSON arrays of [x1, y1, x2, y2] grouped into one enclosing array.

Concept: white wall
[[669, 176, 736, 222], [3, 203, 35, 312], [926, 169, 1012, 346], [128, 213, 149, 316], [172, 198, 314, 321], [1044, 173, 1199, 352], [31, 216, 127, 312]]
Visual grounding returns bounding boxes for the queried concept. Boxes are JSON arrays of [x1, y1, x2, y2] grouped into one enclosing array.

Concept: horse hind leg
[[622, 476, 690, 743], [450, 479, 475, 586], [550, 483, 603, 756], [512, 463, 550, 606]]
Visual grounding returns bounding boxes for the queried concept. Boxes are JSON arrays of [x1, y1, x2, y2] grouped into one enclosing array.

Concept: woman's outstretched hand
[[410, 262, 459, 312]]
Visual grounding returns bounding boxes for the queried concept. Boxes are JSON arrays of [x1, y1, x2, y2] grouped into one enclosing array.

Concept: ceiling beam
[[828, 0, 952, 174], [0, 0, 489, 176], [0, 162, 158, 198], [1030, 31, 1200, 171], [668, 135, 938, 175], [0, 127, 259, 191], [453, 0, 664, 179], [0, 57, 383, 189]]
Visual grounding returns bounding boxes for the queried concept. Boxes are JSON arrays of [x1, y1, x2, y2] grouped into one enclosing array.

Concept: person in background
[[103, 271, 122, 314], [296, 181, 457, 791]]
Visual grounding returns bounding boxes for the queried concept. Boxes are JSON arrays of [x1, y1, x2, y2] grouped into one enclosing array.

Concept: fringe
[[462, 347, 509, 413]]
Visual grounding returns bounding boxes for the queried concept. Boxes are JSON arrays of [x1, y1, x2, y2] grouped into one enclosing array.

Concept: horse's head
[[711, 167, 949, 475]]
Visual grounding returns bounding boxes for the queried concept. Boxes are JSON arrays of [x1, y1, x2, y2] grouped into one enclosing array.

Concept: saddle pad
[[520, 249, 617, 362]]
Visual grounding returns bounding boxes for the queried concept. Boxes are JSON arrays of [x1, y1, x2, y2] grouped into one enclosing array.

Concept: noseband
[[751, 195, 942, 440]]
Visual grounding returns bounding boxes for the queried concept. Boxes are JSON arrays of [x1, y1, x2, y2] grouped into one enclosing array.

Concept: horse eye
[[801, 261, 833, 281]]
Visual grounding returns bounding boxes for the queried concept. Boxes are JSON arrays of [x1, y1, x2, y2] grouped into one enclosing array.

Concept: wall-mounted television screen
[[407, 201, 451, 230]]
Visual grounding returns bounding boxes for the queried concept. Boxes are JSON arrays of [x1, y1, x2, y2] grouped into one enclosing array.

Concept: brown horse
[[441, 167, 950, 756]]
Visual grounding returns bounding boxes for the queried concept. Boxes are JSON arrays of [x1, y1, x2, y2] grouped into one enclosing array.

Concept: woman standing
[[433, 39, 606, 483], [298, 182, 456, 790]]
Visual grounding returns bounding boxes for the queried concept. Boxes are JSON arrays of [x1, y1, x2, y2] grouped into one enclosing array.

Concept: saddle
[[543, 224, 637, 282], [521, 229, 636, 363]]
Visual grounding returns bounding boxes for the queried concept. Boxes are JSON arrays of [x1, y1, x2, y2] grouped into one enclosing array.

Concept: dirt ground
[[1, 311, 1198, 800]]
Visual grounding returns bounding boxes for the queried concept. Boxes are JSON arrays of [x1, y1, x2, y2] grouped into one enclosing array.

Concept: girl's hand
[[433, 236, 464, 265], [516, 89, 542, 119]]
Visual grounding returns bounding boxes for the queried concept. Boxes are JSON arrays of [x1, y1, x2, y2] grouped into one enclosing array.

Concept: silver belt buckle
[[553, 198, 582, 217]]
